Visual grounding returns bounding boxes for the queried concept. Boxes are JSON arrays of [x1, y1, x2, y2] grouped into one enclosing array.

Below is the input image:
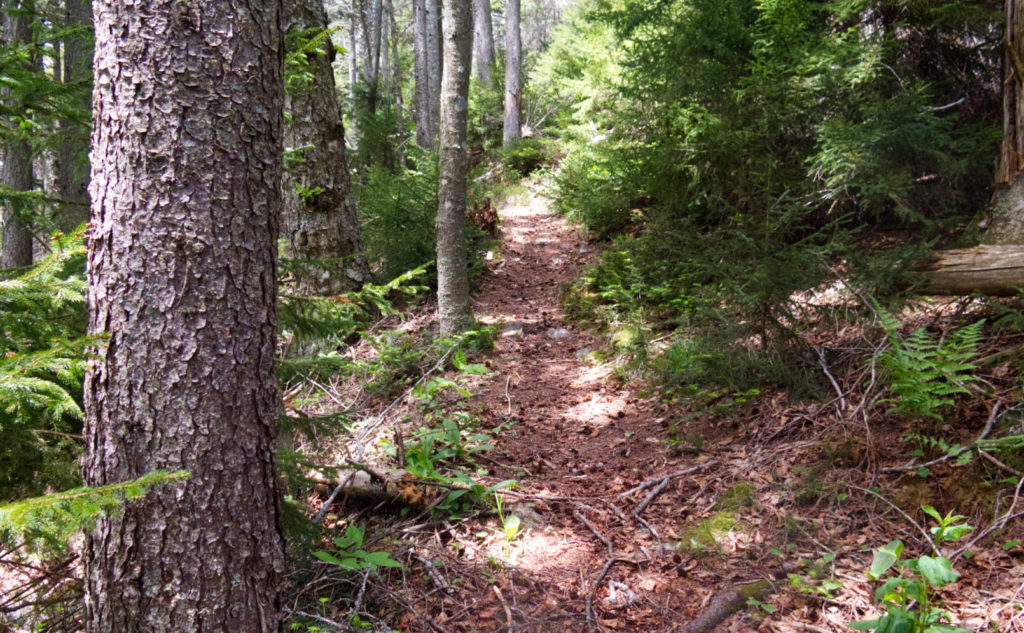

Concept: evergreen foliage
[[357, 158, 440, 281], [0, 230, 90, 499], [0, 470, 189, 554], [0, 3, 92, 232], [536, 0, 1000, 394]]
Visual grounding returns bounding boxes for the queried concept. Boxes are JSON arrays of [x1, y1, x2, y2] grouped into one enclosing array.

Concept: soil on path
[[424, 185, 742, 632]]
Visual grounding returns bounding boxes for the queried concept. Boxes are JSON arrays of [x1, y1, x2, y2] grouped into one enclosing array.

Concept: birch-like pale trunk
[[426, 0, 443, 140], [502, 0, 522, 146], [413, 0, 434, 148]]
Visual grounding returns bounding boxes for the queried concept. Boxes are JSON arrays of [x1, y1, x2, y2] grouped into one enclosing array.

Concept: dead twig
[[573, 509, 612, 633], [493, 585, 514, 630], [817, 347, 847, 414], [952, 475, 1024, 560], [409, 549, 455, 595], [617, 460, 717, 500], [287, 609, 354, 632], [979, 450, 1024, 478], [848, 485, 939, 555], [881, 402, 1021, 474]]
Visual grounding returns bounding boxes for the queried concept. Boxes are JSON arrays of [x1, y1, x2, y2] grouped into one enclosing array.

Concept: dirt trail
[[445, 185, 720, 632], [392, 185, 1023, 633]]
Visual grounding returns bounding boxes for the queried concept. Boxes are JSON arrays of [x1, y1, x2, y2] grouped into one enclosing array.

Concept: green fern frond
[[878, 308, 982, 421]]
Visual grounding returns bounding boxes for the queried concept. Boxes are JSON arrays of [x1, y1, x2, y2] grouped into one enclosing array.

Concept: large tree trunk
[[284, 0, 371, 295], [502, 0, 521, 147], [1, 0, 36, 269], [473, 0, 495, 84], [914, 245, 1024, 295], [83, 1, 286, 631], [56, 0, 92, 232], [436, 0, 474, 335]]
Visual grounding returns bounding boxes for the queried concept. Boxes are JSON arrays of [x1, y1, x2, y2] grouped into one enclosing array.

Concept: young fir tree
[[83, 0, 285, 630], [436, 0, 474, 335]]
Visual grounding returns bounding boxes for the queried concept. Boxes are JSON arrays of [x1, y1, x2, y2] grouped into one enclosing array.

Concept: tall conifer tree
[[83, 1, 286, 630]]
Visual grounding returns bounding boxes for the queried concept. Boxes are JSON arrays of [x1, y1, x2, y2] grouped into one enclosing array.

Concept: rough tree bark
[[56, 0, 92, 232], [83, 1, 286, 631], [502, 0, 521, 146], [473, 0, 495, 84], [284, 0, 371, 295], [1, 0, 35, 269], [988, 0, 1024, 245], [436, 0, 474, 335]]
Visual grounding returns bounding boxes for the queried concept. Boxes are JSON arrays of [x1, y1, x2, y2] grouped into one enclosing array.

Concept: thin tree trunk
[[473, 0, 495, 84], [412, 0, 434, 148], [502, 0, 521, 146], [83, 1, 286, 631], [1, 0, 36, 269], [348, 0, 359, 102], [426, 0, 443, 141], [56, 0, 93, 232], [436, 0, 474, 335], [284, 0, 371, 294]]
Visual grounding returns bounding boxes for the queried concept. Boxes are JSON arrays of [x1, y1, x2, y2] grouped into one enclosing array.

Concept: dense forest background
[[2, 0, 1024, 632]]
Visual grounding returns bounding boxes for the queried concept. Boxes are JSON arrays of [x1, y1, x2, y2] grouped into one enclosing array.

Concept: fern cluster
[[880, 310, 983, 422]]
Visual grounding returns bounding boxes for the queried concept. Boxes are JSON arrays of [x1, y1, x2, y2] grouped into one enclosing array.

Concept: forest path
[[448, 183, 718, 632]]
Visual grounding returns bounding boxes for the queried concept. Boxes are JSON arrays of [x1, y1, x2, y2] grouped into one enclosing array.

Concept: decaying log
[[317, 468, 432, 521], [914, 245, 1024, 296], [680, 580, 774, 633]]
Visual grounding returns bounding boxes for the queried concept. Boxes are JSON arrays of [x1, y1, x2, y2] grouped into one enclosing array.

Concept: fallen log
[[680, 580, 774, 633], [914, 245, 1024, 296]]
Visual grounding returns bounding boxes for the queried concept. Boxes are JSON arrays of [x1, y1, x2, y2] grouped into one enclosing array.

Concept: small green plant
[[879, 310, 983, 421], [312, 523, 403, 572], [746, 597, 776, 614], [788, 552, 843, 598], [850, 506, 973, 633], [494, 493, 521, 544]]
